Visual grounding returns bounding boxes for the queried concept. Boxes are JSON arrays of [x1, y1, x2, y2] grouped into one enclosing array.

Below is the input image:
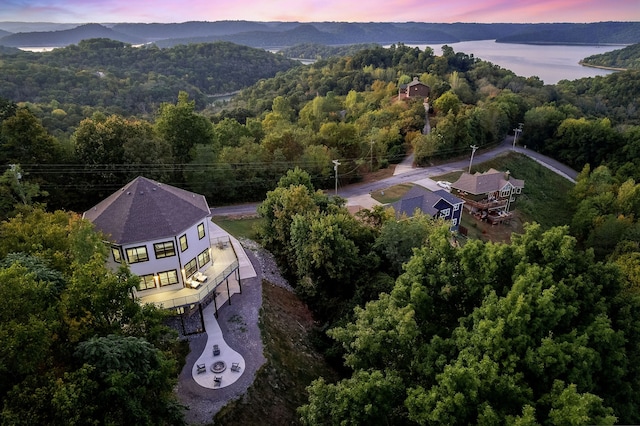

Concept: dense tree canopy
[[300, 224, 640, 425], [0, 208, 185, 425]]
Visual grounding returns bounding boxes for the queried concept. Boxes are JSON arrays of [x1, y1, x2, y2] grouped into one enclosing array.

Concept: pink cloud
[[1, 0, 638, 23]]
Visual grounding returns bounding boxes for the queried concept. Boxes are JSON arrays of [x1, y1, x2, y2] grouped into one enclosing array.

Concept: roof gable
[[452, 169, 524, 195], [83, 176, 211, 245], [390, 186, 464, 219]]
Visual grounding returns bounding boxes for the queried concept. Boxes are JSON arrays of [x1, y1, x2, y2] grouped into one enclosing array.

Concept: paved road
[[210, 137, 578, 217]]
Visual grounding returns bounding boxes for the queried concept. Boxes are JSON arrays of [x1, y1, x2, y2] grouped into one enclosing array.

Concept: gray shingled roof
[[83, 176, 211, 245], [390, 186, 463, 218], [451, 168, 524, 195]]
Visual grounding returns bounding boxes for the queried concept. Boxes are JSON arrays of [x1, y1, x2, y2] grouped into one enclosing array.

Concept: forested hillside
[[0, 38, 299, 121], [3, 37, 640, 424], [581, 42, 640, 70], [2, 21, 639, 49]]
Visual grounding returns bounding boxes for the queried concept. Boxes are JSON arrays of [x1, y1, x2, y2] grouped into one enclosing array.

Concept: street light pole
[[469, 145, 478, 173], [333, 160, 340, 195]]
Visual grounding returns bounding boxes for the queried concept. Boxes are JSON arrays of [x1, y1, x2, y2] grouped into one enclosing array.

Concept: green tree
[[155, 91, 214, 168]]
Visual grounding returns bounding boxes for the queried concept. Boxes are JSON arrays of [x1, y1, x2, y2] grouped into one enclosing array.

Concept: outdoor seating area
[[193, 271, 208, 283], [213, 344, 220, 356], [196, 363, 206, 374], [231, 362, 241, 372], [213, 376, 222, 388]]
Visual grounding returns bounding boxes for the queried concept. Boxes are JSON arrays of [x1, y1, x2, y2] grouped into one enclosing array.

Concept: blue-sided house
[[390, 185, 464, 231]]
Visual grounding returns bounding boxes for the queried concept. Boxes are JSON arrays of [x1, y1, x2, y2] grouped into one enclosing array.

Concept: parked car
[[436, 180, 451, 190]]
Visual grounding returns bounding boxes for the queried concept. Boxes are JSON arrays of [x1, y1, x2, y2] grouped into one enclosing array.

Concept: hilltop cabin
[[398, 77, 431, 100], [83, 176, 241, 328], [450, 168, 524, 225], [390, 185, 464, 232]]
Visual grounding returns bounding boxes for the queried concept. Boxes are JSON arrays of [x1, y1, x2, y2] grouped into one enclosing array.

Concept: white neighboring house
[[83, 176, 238, 311]]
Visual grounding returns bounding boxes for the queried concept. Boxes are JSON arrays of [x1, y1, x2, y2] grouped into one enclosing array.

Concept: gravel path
[[174, 240, 292, 425]]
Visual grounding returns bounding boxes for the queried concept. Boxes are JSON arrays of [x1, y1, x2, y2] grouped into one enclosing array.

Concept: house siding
[[123, 221, 212, 297]]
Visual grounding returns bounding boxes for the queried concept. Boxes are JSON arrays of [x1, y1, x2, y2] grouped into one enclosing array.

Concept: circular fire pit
[[210, 361, 226, 373]]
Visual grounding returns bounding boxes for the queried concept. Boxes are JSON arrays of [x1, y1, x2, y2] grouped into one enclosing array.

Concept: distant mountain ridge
[[0, 21, 639, 49], [0, 23, 144, 47]]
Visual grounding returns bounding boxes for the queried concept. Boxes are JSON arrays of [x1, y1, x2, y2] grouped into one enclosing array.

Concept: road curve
[[210, 137, 578, 217]]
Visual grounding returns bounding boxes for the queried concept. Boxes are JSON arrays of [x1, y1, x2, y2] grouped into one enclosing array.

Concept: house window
[[439, 208, 451, 218], [184, 258, 197, 278], [500, 188, 511, 198], [138, 274, 156, 291], [198, 223, 205, 240], [111, 247, 122, 263], [126, 246, 148, 263], [157, 270, 179, 286], [515, 187, 522, 194], [179, 234, 188, 252], [453, 204, 460, 211], [154, 241, 176, 259], [452, 218, 458, 226], [198, 248, 211, 268]]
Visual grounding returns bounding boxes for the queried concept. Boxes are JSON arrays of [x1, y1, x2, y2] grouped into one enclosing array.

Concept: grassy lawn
[[370, 183, 413, 204], [212, 217, 265, 240]]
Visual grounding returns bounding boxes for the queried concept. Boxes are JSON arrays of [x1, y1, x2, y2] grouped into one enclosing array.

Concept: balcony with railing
[[137, 235, 240, 310]]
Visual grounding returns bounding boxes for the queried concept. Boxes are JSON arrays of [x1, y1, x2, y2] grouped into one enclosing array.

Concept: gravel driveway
[[175, 240, 292, 425]]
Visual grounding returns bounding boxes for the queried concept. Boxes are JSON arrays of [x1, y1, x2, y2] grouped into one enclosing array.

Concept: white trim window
[[453, 204, 460, 211], [452, 218, 458, 226], [439, 208, 451, 218], [198, 223, 206, 240]]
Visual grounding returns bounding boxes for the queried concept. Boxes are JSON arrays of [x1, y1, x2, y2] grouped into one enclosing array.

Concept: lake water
[[22, 40, 626, 87], [402, 40, 625, 85]]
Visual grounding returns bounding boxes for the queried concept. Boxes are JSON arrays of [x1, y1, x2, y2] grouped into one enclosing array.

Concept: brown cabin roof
[[451, 168, 524, 195]]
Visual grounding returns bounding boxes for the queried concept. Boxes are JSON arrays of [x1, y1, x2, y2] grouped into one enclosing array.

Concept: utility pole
[[370, 140, 374, 170], [332, 159, 341, 195], [512, 123, 523, 149], [468, 145, 478, 173]]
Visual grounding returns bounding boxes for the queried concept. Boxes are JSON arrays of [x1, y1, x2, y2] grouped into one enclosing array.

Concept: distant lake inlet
[[400, 40, 625, 85]]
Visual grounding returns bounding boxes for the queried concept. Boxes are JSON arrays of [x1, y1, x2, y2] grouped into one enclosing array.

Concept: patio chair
[[196, 363, 206, 374], [231, 362, 241, 372], [214, 376, 222, 387], [213, 344, 220, 356]]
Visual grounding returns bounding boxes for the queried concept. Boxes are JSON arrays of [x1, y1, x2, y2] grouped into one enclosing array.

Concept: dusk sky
[[1, 0, 639, 24]]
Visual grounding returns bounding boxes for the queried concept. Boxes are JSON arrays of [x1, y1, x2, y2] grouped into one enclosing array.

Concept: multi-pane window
[[139, 274, 156, 290], [157, 270, 179, 286], [452, 218, 458, 226], [453, 204, 460, 211], [126, 246, 148, 263], [198, 248, 211, 268], [500, 188, 511, 197], [179, 234, 188, 252], [184, 258, 197, 278], [154, 241, 176, 259], [112, 247, 122, 263], [439, 208, 451, 218], [198, 223, 205, 240]]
